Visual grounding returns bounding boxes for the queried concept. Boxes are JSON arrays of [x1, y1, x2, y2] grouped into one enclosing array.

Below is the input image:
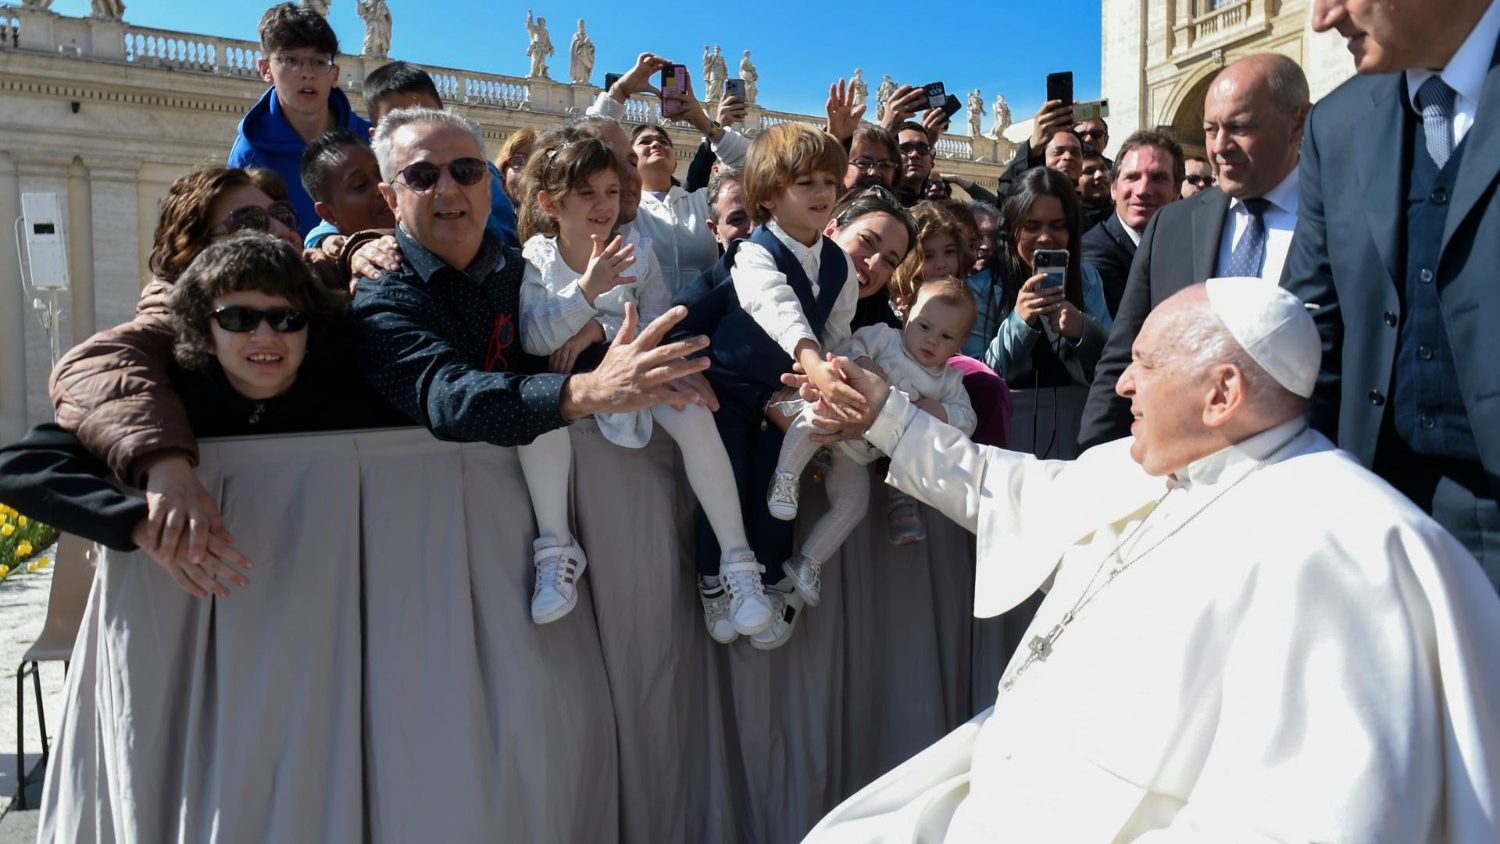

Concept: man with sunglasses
[[1181, 156, 1216, 199], [896, 121, 937, 207], [1073, 117, 1111, 164], [228, 3, 372, 238], [354, 109, 714, 456]]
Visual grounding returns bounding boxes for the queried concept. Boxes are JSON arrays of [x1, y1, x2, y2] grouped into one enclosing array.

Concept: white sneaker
[[698, 577, 738, 644], [750, 588, 803, 650], [782, 553, 824, 607], [531, 540, 587, 624], [766, 470, 801, 521], [720, 554, 775, 635]]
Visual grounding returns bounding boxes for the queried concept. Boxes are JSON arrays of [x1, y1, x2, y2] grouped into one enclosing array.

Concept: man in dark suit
[[1081, 130, 1185, 317], [1078, 54, 1311, 449], [1287, 0, 1500, 587]]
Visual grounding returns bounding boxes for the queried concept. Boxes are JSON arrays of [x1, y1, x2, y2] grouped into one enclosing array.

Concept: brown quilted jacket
[[48, 244, 354, 485]]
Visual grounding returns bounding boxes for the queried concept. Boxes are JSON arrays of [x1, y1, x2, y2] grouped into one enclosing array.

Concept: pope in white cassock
[[798, 280, 1500, 842]]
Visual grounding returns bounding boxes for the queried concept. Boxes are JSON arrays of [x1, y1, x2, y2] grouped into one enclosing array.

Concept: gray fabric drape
[[39, 423, 1013, 844]]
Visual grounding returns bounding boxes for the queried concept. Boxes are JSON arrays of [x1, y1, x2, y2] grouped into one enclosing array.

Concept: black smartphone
[[921, 82, 947, 110], [1034, 248, 1069, 288], [941, 94, 962, 118], [1046, 71, 1074, 107], [603, 72, 621, 91]]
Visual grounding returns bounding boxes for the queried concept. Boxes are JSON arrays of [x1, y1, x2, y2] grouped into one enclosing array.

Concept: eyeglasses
[[898, 142, 933, 157], [1076, 128, 1106, 141], [850, 157, 897, 174], [271, 53, 336, 75], [503, 154, 529, 172], [394, 157, 488, 191], [208, 202, 299, 239], [1185, 174, 1216, 186], [212, 305, 309, 333]]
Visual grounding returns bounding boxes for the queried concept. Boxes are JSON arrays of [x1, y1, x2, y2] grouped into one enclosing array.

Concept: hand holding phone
[[1033, 248, 1069, 289], [723, 78, 746, 100], [921, 82, 948, 111], [1045, 72, 1074, 107], [660, 64, 691, 118]]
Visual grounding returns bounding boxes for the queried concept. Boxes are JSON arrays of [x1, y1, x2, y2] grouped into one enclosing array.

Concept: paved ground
[[0, 546, 69, 842]]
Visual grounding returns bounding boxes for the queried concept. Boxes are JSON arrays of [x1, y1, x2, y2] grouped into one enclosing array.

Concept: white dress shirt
[[1215, 168, 1299, 282], [1405, 0, 1500, 146], [730, 219, 859, 358]]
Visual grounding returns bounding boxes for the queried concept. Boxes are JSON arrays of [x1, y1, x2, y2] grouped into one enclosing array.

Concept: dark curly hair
[[169, 232, 342, 371], [148, 166, 290, 284], [258, 2, 338, 55]]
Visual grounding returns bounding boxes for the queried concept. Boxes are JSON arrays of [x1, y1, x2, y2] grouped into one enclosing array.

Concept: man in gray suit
[[1078, 54, 1310, 448], [1287, 0, 1500, 588]]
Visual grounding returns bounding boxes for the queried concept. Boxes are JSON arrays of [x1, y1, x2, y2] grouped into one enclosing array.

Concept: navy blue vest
[[1390, 105, 1480, 461], [675, 226, 848, 391]]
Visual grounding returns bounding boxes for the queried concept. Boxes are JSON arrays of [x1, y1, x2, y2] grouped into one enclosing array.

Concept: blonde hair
[[517, 136, 622, 241], [495, 128, 536, 171], [889, 201, 975, 313], [741, 123, 848, 225], [911, 275, 979, 336]]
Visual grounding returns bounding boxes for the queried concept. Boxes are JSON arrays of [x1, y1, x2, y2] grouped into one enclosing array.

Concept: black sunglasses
[[208, 202, 299, 238], [1185, 174, 1216, 186], [1076, 128, 1107, 141], [395, 157, 488, 191], [212, 305, 309, 333], [898, 142, 933, 156]]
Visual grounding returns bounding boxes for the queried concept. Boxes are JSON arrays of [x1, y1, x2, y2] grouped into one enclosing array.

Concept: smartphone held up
[[660, 64, 691, 118], [1034, 248, 1069, 289]]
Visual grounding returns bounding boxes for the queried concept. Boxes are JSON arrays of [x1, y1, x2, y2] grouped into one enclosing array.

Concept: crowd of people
[[2, 0, 1500, 840]]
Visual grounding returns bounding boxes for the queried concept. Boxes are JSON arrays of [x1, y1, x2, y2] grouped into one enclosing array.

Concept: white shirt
[[841, 323, 976, 437], [730, 220, 859, 358], [1215, 167, 1299, 282], [518, 229, 669, 355], [1115, 212, 1142, 247], [1405, 0, 1500, 147], [586, 93, 750, 297]]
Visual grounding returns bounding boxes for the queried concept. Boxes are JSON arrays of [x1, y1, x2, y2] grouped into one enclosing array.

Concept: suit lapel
[[1108, 214, 1136, 258], [1191, 188, 1228, 282], [1442, 31, 1500, 256], [1357, 77, 1406, 286]]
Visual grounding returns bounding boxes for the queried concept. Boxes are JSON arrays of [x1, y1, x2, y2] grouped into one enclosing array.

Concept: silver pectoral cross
[[1001, 613, 1073, 690]]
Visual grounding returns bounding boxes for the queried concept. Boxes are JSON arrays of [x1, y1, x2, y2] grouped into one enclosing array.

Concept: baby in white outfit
[[767, 278, 979, 606]]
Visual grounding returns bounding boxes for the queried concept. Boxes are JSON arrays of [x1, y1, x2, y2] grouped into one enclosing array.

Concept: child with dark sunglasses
[[0, 233, 403, 597]]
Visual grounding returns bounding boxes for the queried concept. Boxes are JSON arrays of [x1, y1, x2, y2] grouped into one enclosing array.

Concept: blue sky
[[40, 0, 1102, 125]]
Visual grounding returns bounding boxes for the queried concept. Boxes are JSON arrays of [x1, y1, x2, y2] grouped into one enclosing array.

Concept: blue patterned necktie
[[1417, 76, 1456, 168], [1222, 197, 1270, 278]]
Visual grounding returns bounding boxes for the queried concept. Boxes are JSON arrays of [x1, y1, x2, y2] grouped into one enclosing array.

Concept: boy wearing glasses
[[229, 2, 372, 238]]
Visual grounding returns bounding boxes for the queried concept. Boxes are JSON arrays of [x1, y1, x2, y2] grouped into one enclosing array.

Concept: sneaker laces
[[797, 556, 823, 591], [535, 548, 580, 590], [769, 472, 799, 508], [722, 561, 767, 599]]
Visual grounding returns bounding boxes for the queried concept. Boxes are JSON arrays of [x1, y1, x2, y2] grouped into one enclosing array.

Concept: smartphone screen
[[1034, 248, 1069, 288], [1046, 72, 1074, 107]]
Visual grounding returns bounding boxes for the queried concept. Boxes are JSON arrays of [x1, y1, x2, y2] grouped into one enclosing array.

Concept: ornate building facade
[[0, 7, 1007, 441], [1100, 0, 1356, 156]]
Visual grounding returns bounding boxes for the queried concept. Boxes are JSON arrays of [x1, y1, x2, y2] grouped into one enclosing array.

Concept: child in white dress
[[518, 135, 767, 639], [767, 278, 979, 606]]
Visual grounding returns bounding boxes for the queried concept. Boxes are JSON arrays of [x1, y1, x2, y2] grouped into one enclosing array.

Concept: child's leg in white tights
[[652, 404, 751, 557], [516, 426, 574, 548], [775, 407, 824, 478], [799, 452, 871, 565]]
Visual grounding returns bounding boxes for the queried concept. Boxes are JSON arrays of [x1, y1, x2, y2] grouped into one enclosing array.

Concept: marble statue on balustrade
[[849, 68, 868, 109], [967, 88, 985, 137], [876, 74, 897, 122], [22, 0, 54, 11], [989, 93, 1011, 138], [302, 0, 330, 19], [739, 50, 758, 104], [357, 0, 391, 60], [569, 19, 594, 85], [702, 44, 727, 100], [525, 10, 553, 79], [90, 0, 125, 21]]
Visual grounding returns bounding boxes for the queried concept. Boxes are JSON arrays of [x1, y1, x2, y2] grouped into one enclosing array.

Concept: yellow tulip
[[17, 516, 27, 527], [17, 541, 34, 557], [1, 522, 14, 537], [0, 565, 9, 577]]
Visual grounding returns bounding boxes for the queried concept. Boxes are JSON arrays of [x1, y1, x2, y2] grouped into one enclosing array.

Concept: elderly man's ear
[[1201, 363, 1247, 429]]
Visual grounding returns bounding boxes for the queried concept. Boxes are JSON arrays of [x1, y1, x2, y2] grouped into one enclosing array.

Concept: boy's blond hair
[[741, 124, 848, 225]]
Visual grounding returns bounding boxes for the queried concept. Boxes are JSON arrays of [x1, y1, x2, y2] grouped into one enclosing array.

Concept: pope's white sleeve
[[520, 261, 599, 355], [730, 241, 817, 357]]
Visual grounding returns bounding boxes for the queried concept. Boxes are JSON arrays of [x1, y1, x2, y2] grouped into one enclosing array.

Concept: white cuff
[[587, 92, 626, 120], [865, 387, 916, 456]]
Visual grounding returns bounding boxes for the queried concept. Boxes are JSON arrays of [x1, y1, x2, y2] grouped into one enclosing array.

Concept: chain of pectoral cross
[[998, 429, 1304, 692]]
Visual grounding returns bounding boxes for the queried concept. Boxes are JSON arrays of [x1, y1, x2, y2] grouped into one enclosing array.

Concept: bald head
[[1203, 53, 1309, 200]]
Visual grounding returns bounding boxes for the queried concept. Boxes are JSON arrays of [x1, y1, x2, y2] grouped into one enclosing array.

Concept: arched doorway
[[1168, 71, 1217, 159]]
